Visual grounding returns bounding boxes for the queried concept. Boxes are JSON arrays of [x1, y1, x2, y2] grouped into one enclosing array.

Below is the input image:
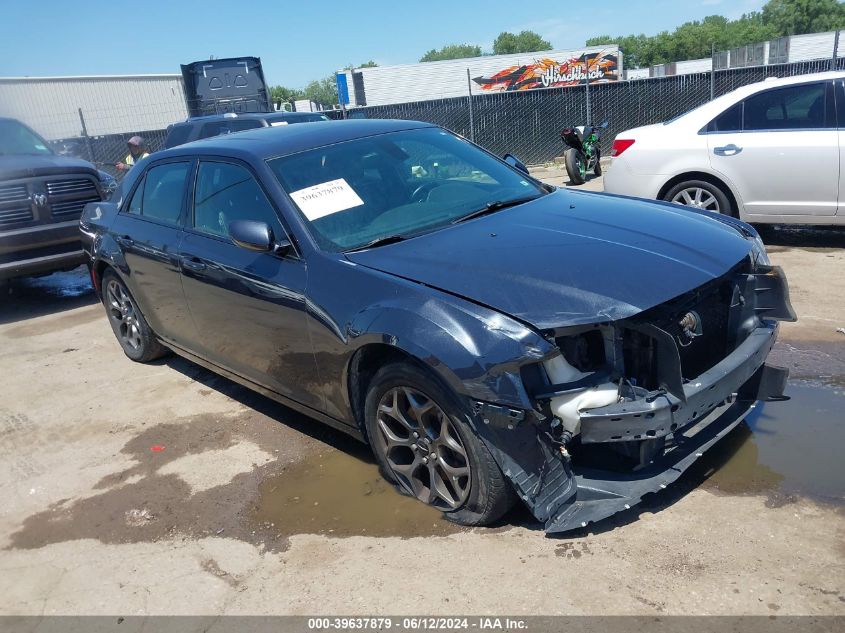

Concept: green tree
[[419, 44, 482, 62], [762, 0, 845, 35], [302, 76, 339, 106], [586, 4, 800, 68], [269, 85, 303, 108], [492, 30, 552, 55]]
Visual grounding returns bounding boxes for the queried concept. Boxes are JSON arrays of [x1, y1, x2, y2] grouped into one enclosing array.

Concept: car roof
[[725, 70, 845, 99], [179, 111, 328, 124], [156, 119, 436, 161]]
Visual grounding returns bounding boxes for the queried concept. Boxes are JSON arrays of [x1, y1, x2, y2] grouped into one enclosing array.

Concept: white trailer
[[340, 45, 622, 107]]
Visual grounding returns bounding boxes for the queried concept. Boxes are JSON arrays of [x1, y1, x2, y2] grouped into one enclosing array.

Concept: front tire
[[101, 270, 168, 362], [663, 179, 732, 215], [364, 363, 515, 527], [593, 149, 602, 176], [565, 148, 587, 185]]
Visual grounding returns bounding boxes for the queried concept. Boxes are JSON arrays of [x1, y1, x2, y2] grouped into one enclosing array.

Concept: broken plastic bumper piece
[[578, 323, 781, 444], [545, 323, 788, 534]]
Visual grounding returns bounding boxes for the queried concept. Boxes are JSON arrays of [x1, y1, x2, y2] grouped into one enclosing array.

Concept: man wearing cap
[[115, 136, 149, 172]]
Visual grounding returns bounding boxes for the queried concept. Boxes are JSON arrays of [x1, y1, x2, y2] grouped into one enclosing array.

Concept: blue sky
[[0, 0, 765, 87]]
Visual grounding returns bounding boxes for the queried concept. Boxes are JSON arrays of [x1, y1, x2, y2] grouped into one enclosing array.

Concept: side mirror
[[229, 219, 293, 257], [598, 120, 609, 129], [502, 153, 529, 175]]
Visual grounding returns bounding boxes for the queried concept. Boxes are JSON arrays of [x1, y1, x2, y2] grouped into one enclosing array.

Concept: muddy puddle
[[698, 380, 844, 505], [253, 380, 843, 539], [253, 451, 463, 538]]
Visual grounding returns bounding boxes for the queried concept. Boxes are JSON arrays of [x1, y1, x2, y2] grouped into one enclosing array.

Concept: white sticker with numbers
[[290, 178, 364, 220]]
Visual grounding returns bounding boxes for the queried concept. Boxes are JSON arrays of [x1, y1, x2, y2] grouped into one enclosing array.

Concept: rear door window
[[707, 103, 742, 133], [128, 162, 190, 224], [192, 161, 281, 238], [743, 83, 830, 131]]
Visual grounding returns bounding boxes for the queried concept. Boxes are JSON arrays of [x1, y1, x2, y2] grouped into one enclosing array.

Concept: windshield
[[268, 127, 546, 251], [0, 119, 53, 156]]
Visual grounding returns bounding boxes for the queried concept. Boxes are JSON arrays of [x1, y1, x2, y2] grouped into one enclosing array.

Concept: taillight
[[611, 139, 635, 157]]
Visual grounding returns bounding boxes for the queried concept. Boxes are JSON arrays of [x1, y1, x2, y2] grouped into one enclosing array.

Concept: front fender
[[346, 297, 555, 410]]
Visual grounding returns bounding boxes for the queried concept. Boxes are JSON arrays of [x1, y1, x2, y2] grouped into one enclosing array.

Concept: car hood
[[345, 190, 753, 331], [0, 154, 100, 181]]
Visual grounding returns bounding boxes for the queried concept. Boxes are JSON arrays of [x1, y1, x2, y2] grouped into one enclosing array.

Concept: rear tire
[[565, 148, 586, 185], [101, 270, 168, 362], [364, 362, 516, 527], [663, 179, 732, 216]]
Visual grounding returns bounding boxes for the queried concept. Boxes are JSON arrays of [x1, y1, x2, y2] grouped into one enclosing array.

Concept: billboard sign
[[473, 49, 619, 92]]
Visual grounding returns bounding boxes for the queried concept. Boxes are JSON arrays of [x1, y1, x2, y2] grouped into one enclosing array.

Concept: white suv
[[604, 71, 844, 224]]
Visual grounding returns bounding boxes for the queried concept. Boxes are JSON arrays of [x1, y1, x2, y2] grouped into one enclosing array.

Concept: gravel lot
[[1, 171, 843, 615]]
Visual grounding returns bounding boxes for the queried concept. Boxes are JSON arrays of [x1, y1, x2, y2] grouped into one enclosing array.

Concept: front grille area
[[622, 267, 746, 391], [46, 177, 101, 220], [659, 284, 732, 379], [0, 183, 33, 226], [50, 196, 101, 219], [46, 179, 98, 197], [0, 184, 28, 204]]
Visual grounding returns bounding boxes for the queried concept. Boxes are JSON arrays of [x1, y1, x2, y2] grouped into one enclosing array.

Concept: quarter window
[[193, 162, 280, 238], [126, 162, 189, 224], [743, 83, 829, 131]]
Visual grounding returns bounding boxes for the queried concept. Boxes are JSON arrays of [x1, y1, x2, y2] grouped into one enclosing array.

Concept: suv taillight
[[611, 139, 635, 157]]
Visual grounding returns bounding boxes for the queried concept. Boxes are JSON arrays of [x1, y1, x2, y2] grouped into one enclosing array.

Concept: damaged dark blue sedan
[[79, 120, 796, 533]]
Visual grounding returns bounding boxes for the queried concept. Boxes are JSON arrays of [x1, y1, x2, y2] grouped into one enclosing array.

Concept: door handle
[[714, 144, 743, 156], [180, 255, 207, 272], [116, 234, 134, 247]]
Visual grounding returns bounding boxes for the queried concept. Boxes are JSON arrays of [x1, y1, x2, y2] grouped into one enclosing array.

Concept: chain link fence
[[28, 56, 844, 174], [331, 57, 845, 164], [47, 128, 169, 180]]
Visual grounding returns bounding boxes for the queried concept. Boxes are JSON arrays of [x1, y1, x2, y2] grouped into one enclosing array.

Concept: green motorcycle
[[560, 120, 608, 185]]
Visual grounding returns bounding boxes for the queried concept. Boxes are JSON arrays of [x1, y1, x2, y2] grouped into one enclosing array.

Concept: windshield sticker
[[290, 178, 364, 220], [270, 121, 289, 126]]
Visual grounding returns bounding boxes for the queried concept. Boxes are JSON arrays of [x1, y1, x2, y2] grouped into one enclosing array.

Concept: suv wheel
[[364, 362, 515, 526], [102, 271, 168, 362]]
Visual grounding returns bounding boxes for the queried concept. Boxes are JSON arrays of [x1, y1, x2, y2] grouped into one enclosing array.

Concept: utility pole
[[710, 42, 716, 101], [466, 68, 476, 142], [832, 31, 840, 71], [78, 108, 94, 164]]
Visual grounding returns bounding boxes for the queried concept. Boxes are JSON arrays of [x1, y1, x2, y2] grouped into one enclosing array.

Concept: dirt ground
[[1, 171, 843, 616]]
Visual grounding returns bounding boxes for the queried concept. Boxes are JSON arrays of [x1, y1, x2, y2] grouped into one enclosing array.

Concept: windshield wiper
[[346, 234, 407, 252], [451, 195, 541, 224]]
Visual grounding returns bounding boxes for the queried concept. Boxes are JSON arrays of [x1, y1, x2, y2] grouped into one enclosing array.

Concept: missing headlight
[[555, 329, 607, 373]]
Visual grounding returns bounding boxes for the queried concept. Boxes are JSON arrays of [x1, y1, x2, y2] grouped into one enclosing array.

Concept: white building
[[626, 30, 844, 80], [0, 74, 188, 140]]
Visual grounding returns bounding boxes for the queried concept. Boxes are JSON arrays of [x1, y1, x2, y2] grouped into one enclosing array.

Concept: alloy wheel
[[105, 279, 143, 351], [671, 186, 720, 212], [374, 386, 471, 510]]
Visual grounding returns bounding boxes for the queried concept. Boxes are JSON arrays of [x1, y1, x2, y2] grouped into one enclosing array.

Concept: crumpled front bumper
[[546, 321, 786, 533], [471, 322, 788, 535], [578, 323, 782, 444]]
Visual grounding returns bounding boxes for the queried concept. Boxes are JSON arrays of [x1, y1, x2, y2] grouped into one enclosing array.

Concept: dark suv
[[163, 111, 330, 149], [0, 117, 112, 282]]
